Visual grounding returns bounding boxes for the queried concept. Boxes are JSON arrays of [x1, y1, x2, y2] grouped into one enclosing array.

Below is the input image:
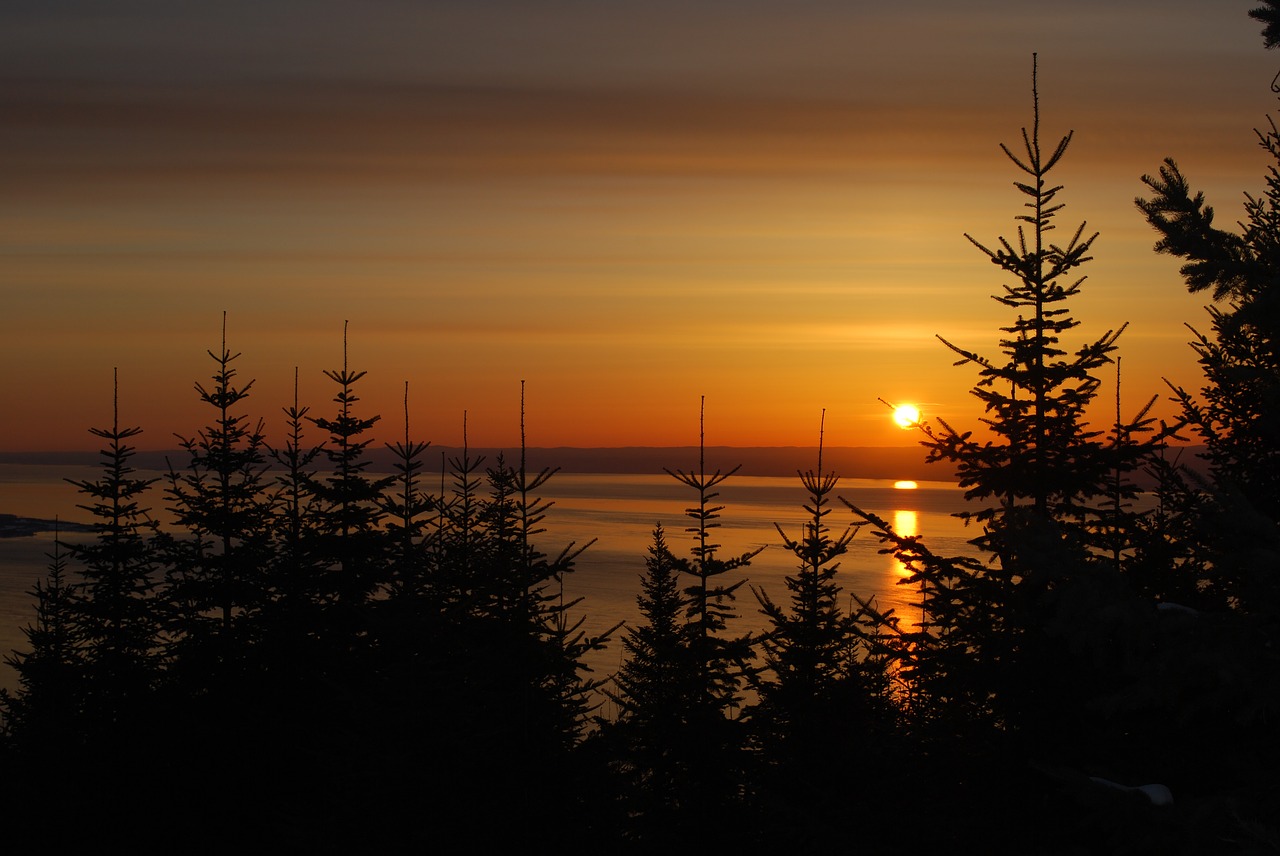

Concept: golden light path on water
[[893, 509, 919, 544], [891, 509, 924, 633]]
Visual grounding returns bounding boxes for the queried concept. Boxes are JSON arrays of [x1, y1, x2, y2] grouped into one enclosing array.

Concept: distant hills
[[0, 445, 1209, 483]]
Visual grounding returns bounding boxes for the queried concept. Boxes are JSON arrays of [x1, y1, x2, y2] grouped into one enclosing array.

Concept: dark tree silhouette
[[923, 57, 1155, 554], [748, 415, 900, 847], [664, 397, 760, 718], [836, 60, 1173, 854], [64, 369, 161, 732], [262, 366, 326, 632], [607, 524, 688, 724], [879, 58, 1158, 740], [304, 321, 394, 611], [159, 314, 272, 674], [1137, 126, 1280, 614], [2, 525, 83, 747], [655, 397, 760, 839], [600, 524, 695, 838], [752, 412, 864, 751], [1132, 30, 1280, 841], [382, 381, 434, 596], [1251, 1, 1280, 50]]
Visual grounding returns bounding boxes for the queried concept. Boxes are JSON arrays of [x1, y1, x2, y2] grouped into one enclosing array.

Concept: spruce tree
[[404, 393, 612, 843], [513, 383, 614, 739], [304, 321, 393, 611], [1137, 128, 1280, 615], [660, 397, 760, 836], [248, 364, 334, 713], [159, 314, 272, 675], [434, 413, 487, 612], [382, 381, 433, 596], [282, 322, 392, 819], [1251, 1, 1280, 50], [925, 57, 1154, 559], [846, 58, 1161, 780], [1125, 12, 1280, 833], [751, 412, 863, 749], [664, 397, 760, 718], [264, 367, 326, 617], [607, 524, 689, 727], [749, 416, 900, 846], [482, 384, 614, 750], [601, 524, 696, 838], [64, 369, 161, 736], [2, 525, 84, 747]]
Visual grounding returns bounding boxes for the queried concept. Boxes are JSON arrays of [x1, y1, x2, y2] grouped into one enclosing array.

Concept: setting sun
[[893, 404, 921, 428]]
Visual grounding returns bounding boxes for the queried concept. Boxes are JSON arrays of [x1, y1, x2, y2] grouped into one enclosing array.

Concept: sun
[[893, 403, 921, 428]]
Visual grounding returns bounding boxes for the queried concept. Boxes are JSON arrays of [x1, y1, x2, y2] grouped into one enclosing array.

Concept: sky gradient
[[2, 1, 1276, 451]]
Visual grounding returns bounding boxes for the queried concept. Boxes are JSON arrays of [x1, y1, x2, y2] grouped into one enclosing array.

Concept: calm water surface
[[0, 464, 976, 694]]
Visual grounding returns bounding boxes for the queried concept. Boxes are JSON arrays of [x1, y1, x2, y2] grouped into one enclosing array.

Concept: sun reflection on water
[[890, 509, 921, 632], [892, 510, 918, 552]]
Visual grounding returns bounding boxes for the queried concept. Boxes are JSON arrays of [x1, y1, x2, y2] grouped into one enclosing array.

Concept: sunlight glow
[[893, 403, 920, 428], [891, 509, 922, 632], [890, 509, 919, 581], [893, 509, 918, 538], [893, 480, 918, 490]]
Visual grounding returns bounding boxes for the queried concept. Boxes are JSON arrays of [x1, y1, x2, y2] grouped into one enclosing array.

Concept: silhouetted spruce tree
[[845, 61, 1163, 819], [1137, 126, 1280, 616], [665, 398, 759, 718], [264, 323, 394, 838], [262, 367, 326, 632], [158, 315, 273, 678], [1126, 14, 1280, 834], [1252, 1, 1280, 50], [748, 416, 900, 846], [432, 414, 488, 612], [606, 523, 689, 726], [397, 396, 612, 844], [1092, 360, 1160, 574], [240, 361, 341, 792], [304, 322, 394, 615], [599, 524, 699, 839], [478, 452, 523, 615], [925, 58, 1156, 566], [474, 387, 614, 761], [384, 423, 502, 841], [752, 415, 860, 730], [382, 381, 433, 596], [2, 526, 84, 747], [660, 397, 760, 835], [512, 385, 614, 739], [64, 370, 161, 736]]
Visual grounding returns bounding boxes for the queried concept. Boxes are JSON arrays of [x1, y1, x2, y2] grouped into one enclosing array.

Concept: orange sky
[[2, 2, 1275, 451]]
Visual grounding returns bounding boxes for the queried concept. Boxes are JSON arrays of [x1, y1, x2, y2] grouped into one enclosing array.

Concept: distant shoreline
[[0, 446, 938, 480], [0, 514, 94, 539], [0, 444, 1207, 483]]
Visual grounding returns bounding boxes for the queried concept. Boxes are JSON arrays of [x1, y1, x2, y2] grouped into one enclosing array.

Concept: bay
[[0, 463, 976, 695]]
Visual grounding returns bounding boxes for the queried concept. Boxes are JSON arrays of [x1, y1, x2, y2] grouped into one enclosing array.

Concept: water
[[0, 463, 975, 694]]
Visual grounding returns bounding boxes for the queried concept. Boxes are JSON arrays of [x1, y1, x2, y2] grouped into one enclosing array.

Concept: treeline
[[6, 23, 1280, 856]]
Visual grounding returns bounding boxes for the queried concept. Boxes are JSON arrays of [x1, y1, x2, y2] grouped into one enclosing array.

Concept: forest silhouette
[[4, 8, 1280, 853]]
